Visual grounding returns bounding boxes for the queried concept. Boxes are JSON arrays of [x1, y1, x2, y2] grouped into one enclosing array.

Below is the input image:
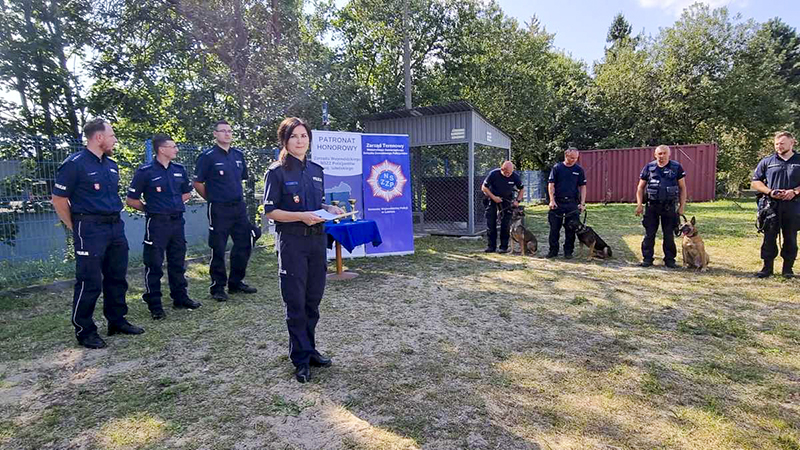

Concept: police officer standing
[[481, 161, 524, 253], [263, 117, 344, 383], [547, 148, 587, 258], [51, 119, 144, 349], [635, 145, 687, 268], [751, 131, 800, 278], [193, 121, 258, 301], [127, 134, 202, 319]]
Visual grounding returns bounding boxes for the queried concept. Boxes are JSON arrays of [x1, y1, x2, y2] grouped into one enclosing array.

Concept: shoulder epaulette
[[307, 160, 323, 170], [137, 163, 153, 171], [268, 161, 282, 171], [172, 162, 185, 168]]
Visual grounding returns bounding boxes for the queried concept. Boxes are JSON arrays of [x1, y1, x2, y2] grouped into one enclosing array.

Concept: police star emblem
[[156, 186, 162, 192], [219, 170, 224, 176], [366, 160, 407, 202], [293, 195, 300, 203], [94, 183, 100, 190]]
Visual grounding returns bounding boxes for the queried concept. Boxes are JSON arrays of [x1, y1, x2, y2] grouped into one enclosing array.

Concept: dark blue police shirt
[[640, 160, 685, 202], [128, 160, 192, 214], [548, 162, 587, 201], [193, 145, 249, 203], [263, 155, 325, 214], [53, 148, 123, 215], [753, 152, 800, 214], [483, 168, 523, 200]]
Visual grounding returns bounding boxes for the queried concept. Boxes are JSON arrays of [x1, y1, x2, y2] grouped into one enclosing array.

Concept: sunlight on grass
[[97, 413, 167, 449]]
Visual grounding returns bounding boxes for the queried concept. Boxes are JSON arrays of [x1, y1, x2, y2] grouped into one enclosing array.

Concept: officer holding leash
[[481, 161, 524, 253], [751, 131, 800, 278], [263, 117, 344, 383], [51, 118, 144, 349], [635, 145, 686, 268], [193, 120, 259, 301], [547, 148, 587, 259], [127, 134, 202, 320]]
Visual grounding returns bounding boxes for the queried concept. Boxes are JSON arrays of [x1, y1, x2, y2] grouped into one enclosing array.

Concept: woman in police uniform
[[263, 117, 344, 383]]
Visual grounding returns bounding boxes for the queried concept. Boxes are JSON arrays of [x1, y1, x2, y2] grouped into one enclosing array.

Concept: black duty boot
[[756, 260, 774, 278], [782, 260, 795, 279]]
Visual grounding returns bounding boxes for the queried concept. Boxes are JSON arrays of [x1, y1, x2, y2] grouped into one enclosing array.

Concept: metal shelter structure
[[362, 101, 511, 236]]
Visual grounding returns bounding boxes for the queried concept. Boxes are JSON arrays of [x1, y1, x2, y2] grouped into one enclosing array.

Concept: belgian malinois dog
[[510, 205, 538, 256], [677, 215, 710, 271]]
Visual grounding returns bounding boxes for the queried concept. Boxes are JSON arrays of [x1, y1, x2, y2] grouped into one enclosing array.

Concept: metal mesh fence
[[0, 131, 275, 290], [410, 143, 509, 235]]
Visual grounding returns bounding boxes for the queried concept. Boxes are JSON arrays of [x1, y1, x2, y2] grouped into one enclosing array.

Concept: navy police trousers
[[277, 232, 327, 367], [485, 201, 512, 250], [143, 214, 189, 311], [207, 201, 253, 292], [642, 202, 678, 263], [71, 218, 129, 339], [548, 201, 579, 256]]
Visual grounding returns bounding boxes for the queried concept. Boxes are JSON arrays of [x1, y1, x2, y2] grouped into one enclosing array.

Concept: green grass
[[0, 200, 799, 449]]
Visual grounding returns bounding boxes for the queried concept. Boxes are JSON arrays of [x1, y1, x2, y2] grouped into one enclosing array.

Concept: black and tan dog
[[677, 215, 710, 271], [510, 205, 538, 256], [564, 214, 613, 259]]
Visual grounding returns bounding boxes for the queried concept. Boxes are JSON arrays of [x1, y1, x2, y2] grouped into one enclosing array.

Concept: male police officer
[[194, 120, 258, 301], [635, 145, 687, 268], [481, 161, 524, 253], [51, 119, 144, 349], [127, 134, 202, 319], [751, 131, 800, 278], [547, 148, 587, 259]]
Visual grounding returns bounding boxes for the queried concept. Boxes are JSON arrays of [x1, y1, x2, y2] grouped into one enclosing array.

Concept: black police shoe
[[174, 298, 202, 310], [497, 248, 510, 254], [78, 333, 107, 349], [151, 309, 166, 321], [211, 290, 229, 302], [546, 252, 558, 258], [564, 253, 574, 260], [228, 283, 257, 294], [484, 248, 496, 253], [756, 261, 774, 279], [295, 364, 311, 383], [664, 260, 678, 269], [639, 260, 653, 267], [108, 321, 145, 336], [310, 354, 332, 367]]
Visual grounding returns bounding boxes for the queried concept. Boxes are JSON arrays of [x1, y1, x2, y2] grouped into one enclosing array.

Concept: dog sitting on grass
[[564, 215, 613, 259], [677, 215, 710, 271], [510, 205, 538, 256]]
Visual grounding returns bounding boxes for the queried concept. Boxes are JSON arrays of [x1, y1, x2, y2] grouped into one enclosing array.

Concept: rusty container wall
[[577, 144, 718, 203]]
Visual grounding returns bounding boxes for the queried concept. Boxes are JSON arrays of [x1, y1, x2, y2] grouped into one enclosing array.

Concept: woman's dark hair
[[277, 117, 311, 167], [151, 133, 174, 156]]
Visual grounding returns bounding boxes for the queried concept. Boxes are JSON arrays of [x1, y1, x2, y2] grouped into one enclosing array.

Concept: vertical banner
[[311, 130, 365, 258], [362, 134, 414, 256]]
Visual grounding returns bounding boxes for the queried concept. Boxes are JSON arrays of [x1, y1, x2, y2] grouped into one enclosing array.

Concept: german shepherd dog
[[510, 205, 538, 256], [564, 213, 613, 259], [677, 215, 709, 271]]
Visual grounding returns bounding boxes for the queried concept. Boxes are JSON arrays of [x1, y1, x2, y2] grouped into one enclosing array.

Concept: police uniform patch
[[219, 170, 224, 176], [293, 195, 300, 203], [94, 183, 100, 190], [156, 186, 162, 192]]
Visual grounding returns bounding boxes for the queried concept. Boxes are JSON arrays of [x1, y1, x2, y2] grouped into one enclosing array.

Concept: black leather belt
[[557, 197, 577, 203], [146, 213, 183, 220], [72, 213, 121, 223], [212, 200, 243, 207], [277, 223, 325, 236]]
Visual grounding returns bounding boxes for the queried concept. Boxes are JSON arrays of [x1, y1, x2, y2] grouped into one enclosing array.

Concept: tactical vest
[[645, 161, 680, 202]]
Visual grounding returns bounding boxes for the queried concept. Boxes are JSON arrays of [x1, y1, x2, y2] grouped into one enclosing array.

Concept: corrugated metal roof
[[360, 101, 477, 122]]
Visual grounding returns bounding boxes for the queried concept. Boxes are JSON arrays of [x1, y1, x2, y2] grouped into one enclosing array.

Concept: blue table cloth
[[325, 220, 382, 253]]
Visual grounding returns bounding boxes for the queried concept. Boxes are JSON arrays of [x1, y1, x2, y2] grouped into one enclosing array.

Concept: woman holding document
[[263, 117, 344, 383]]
